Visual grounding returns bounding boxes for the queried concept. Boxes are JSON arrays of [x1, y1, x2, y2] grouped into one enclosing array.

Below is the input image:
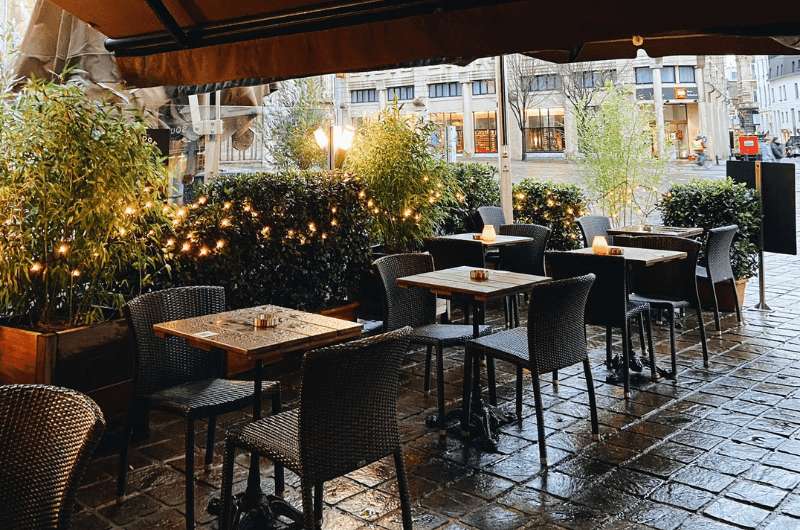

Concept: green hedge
[[168, 171, 372, 311], [512, 180, 587, 250], [439, 163, 500, 234], [658, 178, 760, 280]]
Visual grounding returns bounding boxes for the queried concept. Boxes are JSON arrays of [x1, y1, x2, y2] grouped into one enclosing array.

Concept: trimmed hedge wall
[[439, 163, 500, 234], [512, 179, 587, 250]]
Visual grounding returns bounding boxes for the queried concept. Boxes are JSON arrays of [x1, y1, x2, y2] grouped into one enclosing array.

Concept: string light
[[197, 196, 207, 205], [71, 269, 81, 278], [220, 218, 232, 228], [330, 219, 337, 227], [57, 243, 69, 255], [144, 201, 154, 209], [215, 239, 225, 249], [223, 201, 233, 210], [166, 238, 176, 247], [124, 206, 136, 216], [181, 242, 191, 252], [308, 222, 317, 232], [260, 226, 271, 237], [199, 246, 210, 257], [30, 262, 42, 273], [118, 227, 128, 236]]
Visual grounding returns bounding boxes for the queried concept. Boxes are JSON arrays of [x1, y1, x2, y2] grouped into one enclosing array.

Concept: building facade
[[340, 54, 731, 162], [754, 55, 800, 140]]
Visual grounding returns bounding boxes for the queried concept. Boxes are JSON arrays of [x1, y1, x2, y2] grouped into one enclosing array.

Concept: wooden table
[[437, 233, 533, 248], [567, 246, 687, 267], [397, 266, 550, 450], [607, 225, 704, 238], [154, 305, 362, 528]]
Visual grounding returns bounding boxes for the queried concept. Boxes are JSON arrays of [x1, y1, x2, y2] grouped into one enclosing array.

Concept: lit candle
[[592, 236, 609, 255], [481, 225, 496, 242]]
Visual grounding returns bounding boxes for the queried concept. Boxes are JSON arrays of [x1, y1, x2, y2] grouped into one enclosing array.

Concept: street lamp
[[314, 124, 355, 169]]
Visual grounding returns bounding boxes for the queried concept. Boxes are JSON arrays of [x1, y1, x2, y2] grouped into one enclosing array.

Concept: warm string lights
[[512, 183, 587, 246]]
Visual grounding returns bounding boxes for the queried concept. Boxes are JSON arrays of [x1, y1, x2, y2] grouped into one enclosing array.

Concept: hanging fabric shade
[[45, 0, 800, 87]]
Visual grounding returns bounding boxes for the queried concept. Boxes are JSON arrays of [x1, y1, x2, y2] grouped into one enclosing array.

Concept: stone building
[[754, 55, 800, 140]]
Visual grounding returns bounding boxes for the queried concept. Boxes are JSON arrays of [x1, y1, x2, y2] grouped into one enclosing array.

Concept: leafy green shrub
[[343, 105, 455, 252], [439, 163, 500, 234], [168, 171, 372, 311], [512, 179, 587, 250], [0, 79, 169, 328], [658, 178, 760, 279]]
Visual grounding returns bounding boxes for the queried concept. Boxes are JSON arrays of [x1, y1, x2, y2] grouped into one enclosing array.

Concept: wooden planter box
[[698, 277, 747, 312], [0, 320, 133, 422]]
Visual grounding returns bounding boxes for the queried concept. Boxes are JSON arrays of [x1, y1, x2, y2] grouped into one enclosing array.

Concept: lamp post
[[314, 124, 355, 170]]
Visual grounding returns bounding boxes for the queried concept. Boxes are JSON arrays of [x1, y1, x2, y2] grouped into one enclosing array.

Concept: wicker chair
[[119, 286, 281, 530], [697, 225, 741, 330], [577, 215, 612, 247], [424, 237, 487, 324], [498, 224, 551, 327], [465, 275, 598, 464], [619, 235, 710, 374], [219, 328, 415, 530], [477, 206, 507, 232], [0, 385, 105, 530], [374, 253, 491, 427], [546, 252, 655, 398]]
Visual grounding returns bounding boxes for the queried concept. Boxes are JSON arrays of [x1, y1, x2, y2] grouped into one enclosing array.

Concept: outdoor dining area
[[2, 2, 800, 530]]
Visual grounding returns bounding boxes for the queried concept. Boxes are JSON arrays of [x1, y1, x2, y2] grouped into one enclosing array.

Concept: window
[[576, 71, 614, 89], [530, 74, 559, 91], [473, 111, 497, 153], [350, 89, 377, 104], [661, 66, 676, 84], [678, 66, 695, 83], [472, 80, 495, 95], [428, 82, 462, 98], [525, 108, 565, 153], [635, 67, 653, 84], [387, 85, 414, 101], [429, 112, 464, 153]]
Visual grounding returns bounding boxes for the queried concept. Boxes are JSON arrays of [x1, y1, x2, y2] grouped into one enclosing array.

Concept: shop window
[[678, 66, 696, 83], [472, 80, 495, 95], [525, 108, 565, 153], [635, 67, 653, 84], [429, 112, 464, 153], [473, 111, 497, 153]]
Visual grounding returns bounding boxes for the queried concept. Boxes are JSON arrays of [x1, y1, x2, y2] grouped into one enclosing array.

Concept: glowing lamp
[[592, 236, 610, 255], [314, 127, 329, 150], [481, 225, 497, 242]]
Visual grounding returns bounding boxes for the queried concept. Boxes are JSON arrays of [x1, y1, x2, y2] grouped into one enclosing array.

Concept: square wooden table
[[567, 246, 687, 267], [437, 233, 533, 248], [154, 305, 362, 527], [607, 225, 704, 238]]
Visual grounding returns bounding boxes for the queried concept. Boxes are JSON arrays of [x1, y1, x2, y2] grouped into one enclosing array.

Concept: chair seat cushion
[[146, 378, 278, 418], [358, 319, 384, 336], [467, 327, 529, 365], [630, 293, 691, 309], [227, 409, 301, 473], [625, 300, 652, 316], [412, 324, 492, 346]]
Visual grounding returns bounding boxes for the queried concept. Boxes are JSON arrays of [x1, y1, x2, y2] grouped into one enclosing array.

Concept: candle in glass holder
[[480, 225, 496, 242], [592, 236, 610, 255]]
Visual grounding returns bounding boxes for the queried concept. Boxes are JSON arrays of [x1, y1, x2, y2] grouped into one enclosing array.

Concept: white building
[[755, 56, 800, 140], [340, 54, 731, 162]]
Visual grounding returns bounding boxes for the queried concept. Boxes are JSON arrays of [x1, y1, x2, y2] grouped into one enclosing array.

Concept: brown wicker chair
[[219, 328, 415, 530], [119, 286, 281, 530], [465, 275, 598, 465], [0, 384, 105, 530]]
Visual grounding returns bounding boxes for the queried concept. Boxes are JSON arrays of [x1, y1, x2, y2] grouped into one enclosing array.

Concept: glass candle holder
[[592, 236, 610, 255], [480, 225, 496, 242]]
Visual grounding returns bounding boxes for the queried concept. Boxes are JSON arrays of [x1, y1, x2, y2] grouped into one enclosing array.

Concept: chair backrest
[[0, 385, 105, 530], [620, 236, 702, 305], [424, 238, 485, 270], [704, 225, 738, 282], [546, 251, 628, 328], [577, 215, 612, 247], [299, 327, 413, 482], [477, 206, 506, 231], [498, 223, 551, 276], [527, 274, 595, 375], [124, 286, 226, 396], [374, 254, 437, 330]]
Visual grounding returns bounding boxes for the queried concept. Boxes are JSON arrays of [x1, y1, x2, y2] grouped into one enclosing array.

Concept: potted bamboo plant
[[0, 79, 169, 419]]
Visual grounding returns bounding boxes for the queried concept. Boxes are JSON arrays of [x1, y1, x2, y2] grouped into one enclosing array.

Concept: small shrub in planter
[[658, 178, 760, 280], [512, 179, 587, 250], [439, 162, 500, 234], [168, 171, 372, 312]]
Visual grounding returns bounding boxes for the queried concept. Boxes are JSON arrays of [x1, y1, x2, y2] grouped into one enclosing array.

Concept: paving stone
[[677, 514, 741, 530], [98, 494, 162, 526], [622, 499, 690, 530], [671, 466, 735, 493], [602, 468, 664, 498], [703, 497, 770, 528], [451, 472, 515, 500], [724, 479, 788, 509], [743, 463, 800, 490], [763, 515, 800, 530], [461, 503, 529, 530], [649, 482, 716, 511]]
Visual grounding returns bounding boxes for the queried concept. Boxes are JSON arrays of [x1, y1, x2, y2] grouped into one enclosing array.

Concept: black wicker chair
[[119, 286, 281, 530], [619, 235, 710, 374], [424, 237, 487, 324], [697, 225, 741, 331], [219, 328, 415, 530], [498, 223, 551, 328], [577, 215, 612, 248], [477, 206, 507, 232], [374, 253, 491, 427], [465, 275, 599, 465], [0, 384, 105, 530], [546, 252, 655, 398]]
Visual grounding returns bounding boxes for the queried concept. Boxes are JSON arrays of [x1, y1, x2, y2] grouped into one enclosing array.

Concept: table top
[[607, 225, 704, 238], [567, 246, 687, 266], [153, 305, 363, 362], [397, 266, 550, 301], [437, 233, 533, 247]]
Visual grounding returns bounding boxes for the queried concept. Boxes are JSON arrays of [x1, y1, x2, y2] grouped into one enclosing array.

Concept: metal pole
[[327, 123, 335, 171], [495, 55, 513, 223], [754, 160, 772, 311]]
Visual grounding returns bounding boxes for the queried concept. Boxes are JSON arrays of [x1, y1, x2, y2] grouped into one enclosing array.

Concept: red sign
[[738, 135, 759, 156]]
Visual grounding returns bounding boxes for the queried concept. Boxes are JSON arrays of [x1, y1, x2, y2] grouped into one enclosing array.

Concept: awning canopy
[[47, 0, 800, 87]]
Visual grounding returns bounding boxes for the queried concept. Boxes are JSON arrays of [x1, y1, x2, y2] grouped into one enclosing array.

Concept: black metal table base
[[209, 493, 304, 530], [426, 405, 517, 452]]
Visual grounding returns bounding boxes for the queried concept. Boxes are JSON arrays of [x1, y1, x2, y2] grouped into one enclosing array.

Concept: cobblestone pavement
[[72, 170, 800, 530]]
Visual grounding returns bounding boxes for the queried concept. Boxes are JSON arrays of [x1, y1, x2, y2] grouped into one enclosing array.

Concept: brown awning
[[46, 1, 800, 87]]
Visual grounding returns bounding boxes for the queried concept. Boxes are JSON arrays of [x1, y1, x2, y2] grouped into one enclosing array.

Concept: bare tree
[[505, 54, 545, 161]]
